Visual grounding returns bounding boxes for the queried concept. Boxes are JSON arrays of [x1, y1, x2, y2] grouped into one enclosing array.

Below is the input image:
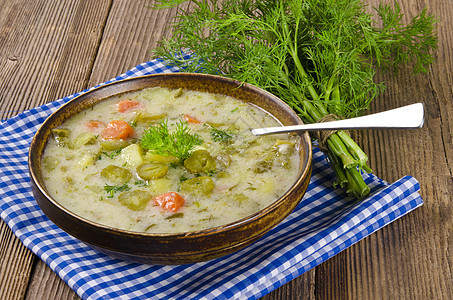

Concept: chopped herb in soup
[[42, 87, 300, 233]]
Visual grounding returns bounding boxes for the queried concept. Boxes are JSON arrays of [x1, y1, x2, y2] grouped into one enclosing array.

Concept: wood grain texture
[[0, 0, 112, 120], [25, 261, 80, 300], [87, 0, 190, 86], [0, 0, 452, 299], [0, 221, 34, 300]]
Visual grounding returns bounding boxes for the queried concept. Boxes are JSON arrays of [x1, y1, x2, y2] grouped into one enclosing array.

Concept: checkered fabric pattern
[[0, 59, 423, 300]]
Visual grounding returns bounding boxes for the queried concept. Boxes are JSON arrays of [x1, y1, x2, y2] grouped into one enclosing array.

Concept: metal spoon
[[251, 103, 424, 136]]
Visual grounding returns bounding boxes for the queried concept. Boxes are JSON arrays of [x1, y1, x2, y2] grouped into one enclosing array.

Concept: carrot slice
[[153, 192, 185, 213], [183, 114, 201, 124], [85, 120, 105, 130], [117, 100, 140, 113], [101, 120, 134, 140]]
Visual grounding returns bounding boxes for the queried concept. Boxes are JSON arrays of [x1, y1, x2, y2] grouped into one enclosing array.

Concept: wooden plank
[[0, 0, 112, 120], [0, 0, 112, 299], [25, 261, 79, 300], [87, 0, 191, 86], [262, 270, 316, 299], [0, 221, 34, 300]]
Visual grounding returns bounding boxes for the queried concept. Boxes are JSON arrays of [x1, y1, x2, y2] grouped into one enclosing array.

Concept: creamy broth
[[42, 87, 300, 233]]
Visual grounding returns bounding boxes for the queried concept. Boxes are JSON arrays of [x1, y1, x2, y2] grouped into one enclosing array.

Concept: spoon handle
[[251, 103, 425, 136]]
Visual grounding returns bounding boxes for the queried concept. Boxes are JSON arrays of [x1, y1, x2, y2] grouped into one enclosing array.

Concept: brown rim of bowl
[[28, 73, 312, 239]]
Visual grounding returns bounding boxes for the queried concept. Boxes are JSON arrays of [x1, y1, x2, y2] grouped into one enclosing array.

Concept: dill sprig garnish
[[140, 119, 203, 161], [104, 183, 131, 198]]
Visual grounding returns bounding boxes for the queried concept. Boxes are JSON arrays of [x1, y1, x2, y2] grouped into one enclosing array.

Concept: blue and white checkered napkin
[[0, 59, 423, 300]]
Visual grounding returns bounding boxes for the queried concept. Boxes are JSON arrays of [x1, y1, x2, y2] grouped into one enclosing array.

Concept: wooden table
[[1, 0, 451, 299]]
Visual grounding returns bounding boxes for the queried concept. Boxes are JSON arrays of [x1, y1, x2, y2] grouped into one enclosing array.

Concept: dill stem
[[324, 76, 336, 103], [332, 84, 340, 102], [291, 51, 320, 103], [346, 167, 370, 198], [327, 148, 348, 189], [292, 69, 361, 172], [328, 82, 370, 170], [281, 9, 322, 106], [299, 99, 323, 121], [327, 135, 357, 168], [324, 81, 370, 197], [336, 131, 370, 169]]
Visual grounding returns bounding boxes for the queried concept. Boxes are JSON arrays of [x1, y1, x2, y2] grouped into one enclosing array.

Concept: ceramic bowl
[[28, 73, 312, 264]]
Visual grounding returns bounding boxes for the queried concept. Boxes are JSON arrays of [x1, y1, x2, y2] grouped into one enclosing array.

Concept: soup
[[41, 87, 300, 233]]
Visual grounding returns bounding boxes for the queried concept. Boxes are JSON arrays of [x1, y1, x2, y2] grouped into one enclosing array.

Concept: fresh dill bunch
[[152, 0, 437, 198], [153, 0, 437, 119], [140, 119, 203, 161]]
